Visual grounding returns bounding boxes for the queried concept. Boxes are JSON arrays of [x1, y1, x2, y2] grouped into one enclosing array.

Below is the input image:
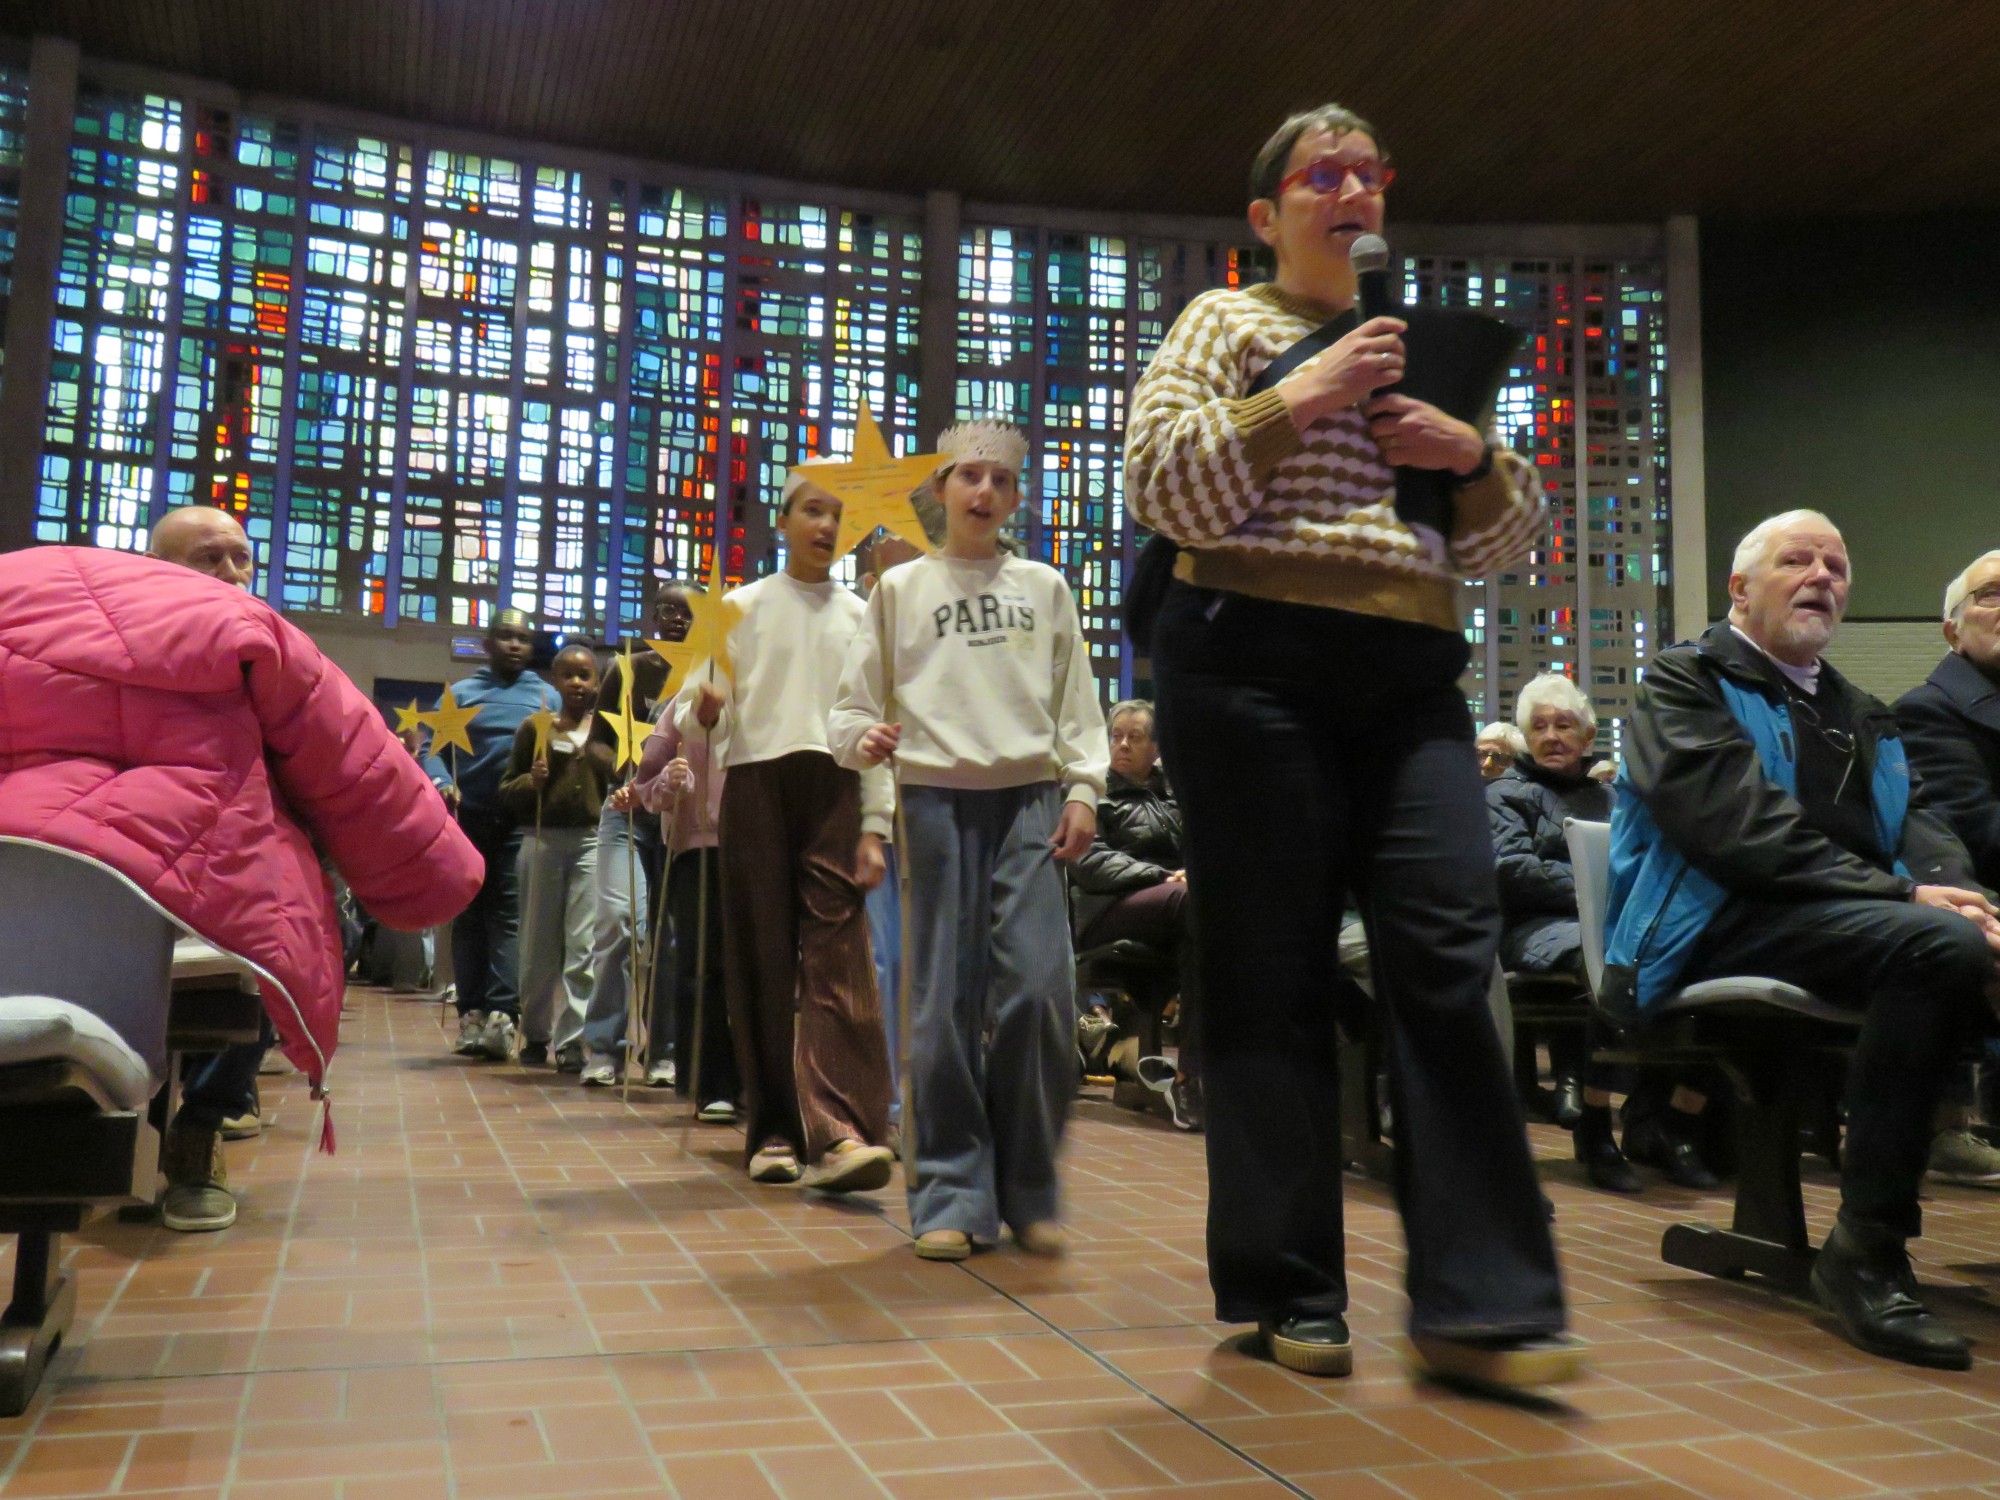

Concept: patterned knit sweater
[[1125, 280, 1545, 634]]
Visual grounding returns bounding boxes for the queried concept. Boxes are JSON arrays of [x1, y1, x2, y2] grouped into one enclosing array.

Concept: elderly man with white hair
[[1895, 549, 2000, 1186], [1898, 549, 2000, 890], [1608, 509, 2000, 1370]]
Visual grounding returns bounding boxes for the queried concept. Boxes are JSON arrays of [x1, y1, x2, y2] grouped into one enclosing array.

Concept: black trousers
[[1080, 881, 1202, 1082], [453, 806, 523, 1019], [1153, 582, 1565, 1336], [1681, 895, 1995, 1238], [663, 846, 738, 1104]]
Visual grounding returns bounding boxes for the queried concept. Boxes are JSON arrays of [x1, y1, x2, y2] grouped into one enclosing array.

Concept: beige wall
[[295, 613, 474, 701], [1825, 620, 1949, 705]]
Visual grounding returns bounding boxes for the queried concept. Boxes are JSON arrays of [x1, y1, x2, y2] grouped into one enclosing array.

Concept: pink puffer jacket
[[0, 547, 483, 1130]]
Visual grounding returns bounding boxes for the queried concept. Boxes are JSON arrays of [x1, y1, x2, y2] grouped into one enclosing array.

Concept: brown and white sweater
[[1124, 280, 1545, 634]]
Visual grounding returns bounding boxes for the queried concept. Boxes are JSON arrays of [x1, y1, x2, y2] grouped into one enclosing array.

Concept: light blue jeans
[[578, 801, 661, 1059], [516, 826, 598, 1051], [866, 841, 902, 1124]]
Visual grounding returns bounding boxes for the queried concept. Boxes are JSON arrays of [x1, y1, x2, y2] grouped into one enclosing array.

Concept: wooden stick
[[682, 700, 719, 1150], [621, 799, 643, 1107], [891, 762, 917, 1191], [518, 781, 544, 1061]]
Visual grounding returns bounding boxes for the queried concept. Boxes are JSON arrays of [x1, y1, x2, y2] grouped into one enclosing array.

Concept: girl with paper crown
[[829, 419, 1110, 1262]]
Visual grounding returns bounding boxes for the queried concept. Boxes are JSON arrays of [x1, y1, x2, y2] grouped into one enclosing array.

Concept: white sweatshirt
[[671, 571, 895, 838], [829, 553, 1110, 807]]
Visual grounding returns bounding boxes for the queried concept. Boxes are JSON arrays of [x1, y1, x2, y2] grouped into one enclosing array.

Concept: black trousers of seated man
[[1080, 881, 1201, 1083], [1153, 581, 1566, 1337], [1680, 895, 1996, 1238]]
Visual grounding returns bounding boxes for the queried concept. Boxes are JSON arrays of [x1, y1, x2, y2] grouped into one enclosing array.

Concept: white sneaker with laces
[[645, 1059, 675, 1088], [580, 1054, 618, 1087], [476, 1011, 517, 1061], [454, 1010, 488, 1056], [1928, 1127, 2000, 1186]]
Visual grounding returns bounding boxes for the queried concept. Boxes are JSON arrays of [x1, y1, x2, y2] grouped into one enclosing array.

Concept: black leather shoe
[[1626, 1119, 1721, 1190], [1576, 1108, 1643, 1193], [1811, 1221, 1971, 1370], [1552, 1075, 1584, 1131], [1257, 1311, 1352, 1377]]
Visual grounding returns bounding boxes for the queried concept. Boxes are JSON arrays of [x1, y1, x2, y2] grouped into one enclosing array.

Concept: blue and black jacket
[[1603, 622, 1976, 1020]]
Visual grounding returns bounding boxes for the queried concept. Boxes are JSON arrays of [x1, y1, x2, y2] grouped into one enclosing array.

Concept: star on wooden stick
[[525, 709, 555, 763], [422, 685, 482, 758], [805, 402, 940, 562], [601, 644, 647, 771], [646, 542, 743, 687], [393, 699, 427, 736]]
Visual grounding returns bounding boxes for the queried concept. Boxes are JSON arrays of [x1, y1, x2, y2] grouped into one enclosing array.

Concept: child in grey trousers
[[830, 421, 1109, 1261]]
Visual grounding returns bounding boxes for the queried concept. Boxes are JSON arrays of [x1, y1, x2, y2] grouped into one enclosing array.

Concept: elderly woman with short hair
[[1070, 700, 1201, 1130], [1489, 673, 1716, 1192]]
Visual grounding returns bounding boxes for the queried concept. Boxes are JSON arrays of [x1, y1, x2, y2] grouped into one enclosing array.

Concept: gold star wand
[[421, 685, 483, 796], [804, 402, 940, 562]]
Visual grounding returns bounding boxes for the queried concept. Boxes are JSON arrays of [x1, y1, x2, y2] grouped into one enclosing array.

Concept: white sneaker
[[748, 1143, 802, 1183], [800, 1140, 894, 1194], [454, 1010, 488, 1056], [580, 1054, 619, 1087], [645, 1059, 676, 1088], [476, 1011, 517, 1061], [697, 1099, 739, 1124], [1929, 1128, 2000, 1186]]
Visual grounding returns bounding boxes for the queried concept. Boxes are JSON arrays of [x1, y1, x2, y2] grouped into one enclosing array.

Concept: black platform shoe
[[1257, 1311, 1352, 1377], [1811, 1220, 1972, 1370], [1576, 1106, 1643, 1193]]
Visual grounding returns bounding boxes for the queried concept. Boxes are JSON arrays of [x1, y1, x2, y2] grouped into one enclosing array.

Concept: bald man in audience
[[150, 504, 256, 589], [145, 505, 273, 1227]]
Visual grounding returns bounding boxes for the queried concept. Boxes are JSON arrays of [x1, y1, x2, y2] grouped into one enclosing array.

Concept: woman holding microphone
[[1124, 104, 1575, 1388]]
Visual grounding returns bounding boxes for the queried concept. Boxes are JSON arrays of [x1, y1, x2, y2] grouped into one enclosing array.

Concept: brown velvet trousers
[[719, 751, 892, 1167]]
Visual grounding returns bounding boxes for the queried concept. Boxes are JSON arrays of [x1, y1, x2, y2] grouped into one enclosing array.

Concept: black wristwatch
[[1453, 441, 1496, 486]]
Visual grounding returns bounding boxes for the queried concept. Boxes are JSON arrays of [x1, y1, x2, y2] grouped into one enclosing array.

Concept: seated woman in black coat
[[1489, 674, 1717, 1192], [1072, 700, 1201, 1130]]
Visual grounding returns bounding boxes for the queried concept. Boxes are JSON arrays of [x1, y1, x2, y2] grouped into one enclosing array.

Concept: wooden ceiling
[[11, 0, 2000, 223]]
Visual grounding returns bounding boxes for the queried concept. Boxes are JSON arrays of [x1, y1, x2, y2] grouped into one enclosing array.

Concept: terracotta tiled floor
[[11, 989, 2000, 1497]]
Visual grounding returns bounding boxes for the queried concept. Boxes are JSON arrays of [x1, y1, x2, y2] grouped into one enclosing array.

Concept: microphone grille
[[1349, 233, 1390, 275]]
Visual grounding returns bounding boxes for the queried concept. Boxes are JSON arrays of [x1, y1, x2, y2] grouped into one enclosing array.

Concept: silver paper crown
[[934, 420, 1028, 476], [780, 455, 837, 502]]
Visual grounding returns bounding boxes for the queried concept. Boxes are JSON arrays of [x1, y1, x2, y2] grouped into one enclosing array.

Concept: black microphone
[[1349, 233, 1393, 325], [1349, 234, 1397, 398]]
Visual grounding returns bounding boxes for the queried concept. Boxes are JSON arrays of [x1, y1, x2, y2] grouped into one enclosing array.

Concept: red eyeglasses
[[1275, 156, 1395, 198]]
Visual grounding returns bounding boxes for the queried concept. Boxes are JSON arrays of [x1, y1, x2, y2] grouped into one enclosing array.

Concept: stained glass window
[[730, 198, 922, 587], [1400, 252, 1668, 746], [285, 127, 413, 616], [957, 222, 1251, 701], [622, 183, 729, 602], [26, 71, 1667, 720], [0, 61, 29, 404], [38, 87, 184, 554]]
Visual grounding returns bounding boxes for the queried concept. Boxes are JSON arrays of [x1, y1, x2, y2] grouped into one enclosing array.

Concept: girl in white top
[[831, 421, 1109, 1261], [672, 467, 898, 1193]]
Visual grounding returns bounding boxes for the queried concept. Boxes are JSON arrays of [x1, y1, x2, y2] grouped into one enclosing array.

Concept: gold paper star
[[393, 699, 426, 736], [806, 402, 939, 561], [647, 542, 743, 687], [423, 685, 482, 758], [601, 645, 646, 771], [525, 709, 555, 763]]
